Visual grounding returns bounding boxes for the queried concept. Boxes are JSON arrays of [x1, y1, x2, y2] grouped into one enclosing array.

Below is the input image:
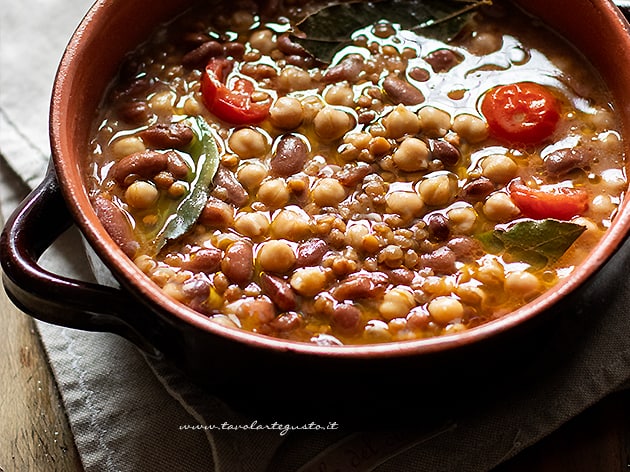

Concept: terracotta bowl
[[3, 0, 630, 414]]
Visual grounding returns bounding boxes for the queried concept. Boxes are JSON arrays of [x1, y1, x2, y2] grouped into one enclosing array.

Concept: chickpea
[[269, 96, 304, 130], [229, 128, 268, 159], [183, 97, 203, 116], [428, 296, 464, 324], [392, 137, 429, 172], [313, 107, 356, 141], [483, 192, 520, 222], [447, 206, 477, 234], [249, 29, 276, 55], [572, 216, 602, 243], [301, 96, 324, 123], [237, 162, 268, 189], [418, 173, 457, 206], [258, 240, 296, 273], [418, 106, 452, 137], [382, 104, 421, 138], [312, 177, 347, 207], [277, 66, 312, 92], [272, 208, 312, 241], [385, 191, 425, 218], [258, 178, 290, 208], [324, 83, 355, 108], [345, 223, 370, 249], [590, 107, 615, 131], [290, 267, 329, 296], [125, 180, 158, 209], [590, 194, 616, 219], [505, 271, 541, 297], [476, 257, 505, 286], [481, 154, 518, 184], [149, 90, 176, 114], [601, 170, 627, 194], [452, 114, 489, 143], [380, 286, 415, 320], [112, 136, 145, 158], [230, 10, 255, 32], [233, 212, 270, 239]]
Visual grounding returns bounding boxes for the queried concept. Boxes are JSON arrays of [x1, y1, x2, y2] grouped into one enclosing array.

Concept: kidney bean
[[269, 312, 303, 331], [336, 163, 373, 187], [224, 41, 246, 60], [420, 246, 456, 274], [323, 55, 364, 83], [385, 268, 415, 285], [92, 196, 139, 258], [112, 77, 153, 102], [271, 134, 308, 177], [240, 63, 278, 80], [214, 166, 249, 207], [331, 303, 362, 333], [543, 147, 589, 176], [408, 67, 430, 82], [296, 238, 328, 267], [221, 240, 254, 286], [382, 75, 425, 105], [181, 247, 223, 273], [460, 177, 494, 202], [358, 110, 377, 124], [242, 298, 276, 323], [427, 213, 450, 241], [447, 236, 483, 262], [260, 273, 297, 311], [166, 151, 190, 179], [425, 49, 462, 73], [199, 197, 234, 228], [182, 40, 225, 68], [332, 271, 388, 301], [140, 123, 194, 150], [182, 274, 212, 299], [430, 140, 461, 167], [111, 150, 168, 186], [276, 33, 310, 57], [117, 101, 150, 125]]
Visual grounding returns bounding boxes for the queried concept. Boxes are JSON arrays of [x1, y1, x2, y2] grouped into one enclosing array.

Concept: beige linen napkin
[[4, 2, 630, 471]]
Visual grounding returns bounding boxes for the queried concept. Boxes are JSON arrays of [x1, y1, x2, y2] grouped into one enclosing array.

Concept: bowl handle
[[1, 165, 162, 357]]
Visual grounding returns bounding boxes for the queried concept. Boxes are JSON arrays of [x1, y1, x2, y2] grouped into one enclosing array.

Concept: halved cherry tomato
[[201, 58, 271, 125], [481, 82, 561, 145], [507, 179, 588, 220]]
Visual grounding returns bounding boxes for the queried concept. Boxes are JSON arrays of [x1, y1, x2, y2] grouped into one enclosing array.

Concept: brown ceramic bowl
[[3, 0, 630, 414]]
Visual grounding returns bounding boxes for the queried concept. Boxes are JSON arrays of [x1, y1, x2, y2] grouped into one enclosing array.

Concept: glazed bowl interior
[[50, 0, 630, 358]]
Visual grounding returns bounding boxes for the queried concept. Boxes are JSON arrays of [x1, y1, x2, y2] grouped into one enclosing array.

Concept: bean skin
[[336, 163, 372, 187], [426, 213, 450, 242], [323, 55, 364, 83], [331, 303, 362, 333], [332, 271, 389, 301], [543, 147, 589, 176], [425, 49, 461, 72], [430, 140, 461, 167], [296, 239, 328, 267], [140, 123, 194, 149], [181, 247, 223, 273], [276, 33, 310, 57], [382, 75, 425, 105], [182, 40, 224, 68], [260, 273, 298, 311], [117, 101, 150, 125], [166, 151, 190, 179], [460, 177, 494, 202], [92, 196, 139, 258], [214, 166, 249, 207], [271, 134, 309, 177], [111, 150, 168, 186], [269, 312, 303, 331], [222, 241, 254, 286], [420, 246, 457, 274]]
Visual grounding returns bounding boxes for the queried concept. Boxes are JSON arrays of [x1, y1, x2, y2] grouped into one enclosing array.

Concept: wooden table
[[1, 278, 629, 472]]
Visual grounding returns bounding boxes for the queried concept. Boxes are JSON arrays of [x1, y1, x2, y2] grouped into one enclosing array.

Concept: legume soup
[[86, 0, 627, 345]]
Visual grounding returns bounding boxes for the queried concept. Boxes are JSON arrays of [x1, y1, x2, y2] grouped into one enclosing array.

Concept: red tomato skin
[[201, 58, 270, 124], [481, 82, 561, 145], [507, 180, 589, 220]]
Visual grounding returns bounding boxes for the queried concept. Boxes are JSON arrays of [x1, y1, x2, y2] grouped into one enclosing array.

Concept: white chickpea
[[249, 29, 276, 55], [455, 282, 486, 306], [312, 177, 347, 207], [601, 170, 627, 194], [392, 137, 429, 172], [383, 104, 421, 138], [149, 90, 176, 114], [237, 162, 268, 189], [481, 154, 518, 184], [258, 178, 290, 208], [572, 216, 602, 243], [418, 173, 457, 206], [269, 96, 304, 130], [290, 267, 329, 296], [313, 107, 356, 141], [324, 83, 355, 108], [345, 223, 370, 249], [380, 286, 416, 320], [301, 96, 324, 124], [483, 192, 520, 222], [277, 66, 312, 92], [112, 136, 145, 158], [418, 106, 452, 137], [476, 257, 505, 286], [428, 296, 464, 324], [258, 240, 296, 273], [183, 97, 203, 116], [125, 180, 158, 209], [233, 212, 270, 239], [505, 271, 541, 297], [590, 194, 616, 219], [452, 113, 489, 143], [272, 208, 312, 241], [385, 191, 425, 218], [447, 206, 477, 234], [228, 128, 268, 159], [590, 107, 615, 131]]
